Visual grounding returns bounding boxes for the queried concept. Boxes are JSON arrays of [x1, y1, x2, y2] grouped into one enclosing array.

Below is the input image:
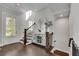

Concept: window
[[29, 21, 33, 31], [26, 10, 33, 31], [6, 16, 16, 37], [26, 10, 32, 21]]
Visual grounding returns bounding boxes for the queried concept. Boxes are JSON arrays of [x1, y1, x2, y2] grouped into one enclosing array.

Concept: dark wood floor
[[0, 43, 53, 56]]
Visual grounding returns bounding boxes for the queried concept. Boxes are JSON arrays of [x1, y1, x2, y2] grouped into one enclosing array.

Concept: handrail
[[26, 22, 36, 31]]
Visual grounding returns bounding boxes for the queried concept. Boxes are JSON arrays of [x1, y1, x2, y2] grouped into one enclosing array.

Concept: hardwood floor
[[0, 42, 53, 56]]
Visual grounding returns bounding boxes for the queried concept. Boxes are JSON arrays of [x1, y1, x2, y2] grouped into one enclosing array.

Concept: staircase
[[20, 23, 36, 46], [20, 32, 33, 45]]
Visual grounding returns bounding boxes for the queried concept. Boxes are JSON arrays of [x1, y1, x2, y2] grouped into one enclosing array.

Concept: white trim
[[69, 40, 72, 56], [52, 47, 69, 53], [55, 48, 69, 53], [0, 39, 20, 47]]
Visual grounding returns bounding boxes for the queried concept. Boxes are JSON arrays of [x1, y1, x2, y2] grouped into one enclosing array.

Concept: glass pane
[[6, 16, 15, 37]]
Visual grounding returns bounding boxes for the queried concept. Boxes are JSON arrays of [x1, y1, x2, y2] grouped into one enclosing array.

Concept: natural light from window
[[6, 16, 16, 37], [26, 10, 32, 21], [29, 21, 33, 31]]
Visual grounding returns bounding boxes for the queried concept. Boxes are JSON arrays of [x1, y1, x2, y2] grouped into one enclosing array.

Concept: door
[[53, 17, 69, 53]]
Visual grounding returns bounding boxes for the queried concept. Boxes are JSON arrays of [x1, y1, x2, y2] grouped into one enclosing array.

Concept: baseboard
[[0, 42, 21, 47], [49, 51, 59, 56], [54, 49, 69, 56], [53, 47, 69, 53], [32, 43, 46, 49]]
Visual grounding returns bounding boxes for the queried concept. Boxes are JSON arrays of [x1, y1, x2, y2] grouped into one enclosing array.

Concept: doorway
[[53, 17, 69, 53]]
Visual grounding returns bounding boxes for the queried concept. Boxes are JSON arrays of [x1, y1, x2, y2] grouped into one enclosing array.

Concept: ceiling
[[0, 3, 71, 15]]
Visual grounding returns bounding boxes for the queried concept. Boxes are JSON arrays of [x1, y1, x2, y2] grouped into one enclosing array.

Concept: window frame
[[5, 16, 16, 37]]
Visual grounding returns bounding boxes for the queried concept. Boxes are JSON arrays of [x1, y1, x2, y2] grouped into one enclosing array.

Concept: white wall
[[0, 5, 70, 54], [68, 4, 79, 55], [0, 9, 2, 46], [0, 6, 25, 46], [68, 4, 73, 56], [53, 17, 69, 53], [29, 8, 70, 53], [31, 8, 54, 46], [70, 4, 79, 46]]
